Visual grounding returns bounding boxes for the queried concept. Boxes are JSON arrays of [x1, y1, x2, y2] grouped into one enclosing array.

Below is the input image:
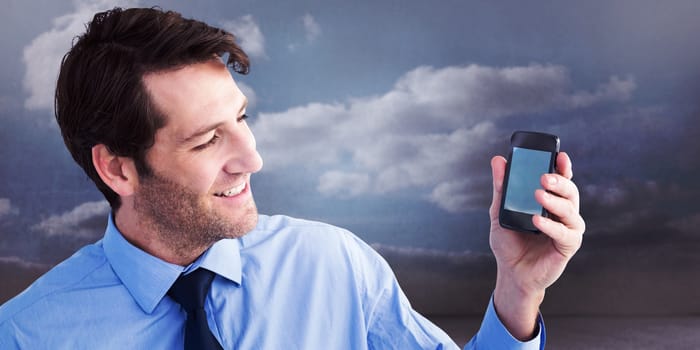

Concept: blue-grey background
[[2, 1, 700, 331]]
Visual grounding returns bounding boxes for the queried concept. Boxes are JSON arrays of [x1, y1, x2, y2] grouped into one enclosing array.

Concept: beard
[[133, 171, 258, 258]]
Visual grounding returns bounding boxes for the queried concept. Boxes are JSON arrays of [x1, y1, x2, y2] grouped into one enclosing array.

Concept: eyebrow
[[177, 121, 224, 146], [176, 99, 248, 146]]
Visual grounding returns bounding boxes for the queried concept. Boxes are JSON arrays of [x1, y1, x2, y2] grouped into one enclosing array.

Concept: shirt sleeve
[[463, 296, 545, 350], [345, 232, 459, 350], [346, 230, 544, 350]]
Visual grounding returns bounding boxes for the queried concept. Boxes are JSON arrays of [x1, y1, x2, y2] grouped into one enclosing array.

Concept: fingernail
[[545, 175, 556, 186]]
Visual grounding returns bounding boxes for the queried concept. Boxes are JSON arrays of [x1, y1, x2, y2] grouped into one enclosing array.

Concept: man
[[0, 7, 584, 349]]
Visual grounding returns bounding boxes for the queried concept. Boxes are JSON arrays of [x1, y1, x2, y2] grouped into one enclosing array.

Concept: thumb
[[490, 155, 507, 220]]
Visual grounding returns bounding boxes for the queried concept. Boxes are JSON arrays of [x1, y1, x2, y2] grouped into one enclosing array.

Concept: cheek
[[191, 163, 223, 193], [165, 158, 222, 195]]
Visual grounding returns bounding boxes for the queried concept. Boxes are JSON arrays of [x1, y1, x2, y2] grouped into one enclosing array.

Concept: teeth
[[216, 183, 245, 197]]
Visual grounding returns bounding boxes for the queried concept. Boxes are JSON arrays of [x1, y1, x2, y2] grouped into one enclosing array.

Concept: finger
[[556, 152, 573, 180], [541, 174, 580, 211], [489, 156, 507, 219], [535, 188, 583, 228], [533, 215, 583, 257]]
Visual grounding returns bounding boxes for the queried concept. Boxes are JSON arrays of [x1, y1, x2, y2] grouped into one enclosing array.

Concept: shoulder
[[245, 214, 392, 283], [246, 214, 377, 258], [0, 241, 115, 325], [245, 214, 354, 246], [253, 214, 349, 235]]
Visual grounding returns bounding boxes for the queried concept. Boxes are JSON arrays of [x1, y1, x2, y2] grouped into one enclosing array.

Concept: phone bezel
[[499, 131, 560, 233]]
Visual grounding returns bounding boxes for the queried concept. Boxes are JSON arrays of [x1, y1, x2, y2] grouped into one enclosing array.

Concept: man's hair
[[55, 7, 249, 209]]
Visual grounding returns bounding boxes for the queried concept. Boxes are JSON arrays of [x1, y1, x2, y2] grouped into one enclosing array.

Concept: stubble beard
[[133, 172, 258, 260]]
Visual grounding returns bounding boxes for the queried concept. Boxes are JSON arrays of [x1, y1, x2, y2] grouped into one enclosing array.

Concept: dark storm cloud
[[381, 223, 700, 317], [0, 256, 50, 303], [0, 198, 20, 219]]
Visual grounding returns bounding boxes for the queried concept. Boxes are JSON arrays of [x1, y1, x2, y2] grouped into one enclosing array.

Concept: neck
[[113, 206, 209, 266]]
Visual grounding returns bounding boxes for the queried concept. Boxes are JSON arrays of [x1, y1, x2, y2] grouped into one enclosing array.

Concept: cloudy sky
[[2, 0, 700, 316]]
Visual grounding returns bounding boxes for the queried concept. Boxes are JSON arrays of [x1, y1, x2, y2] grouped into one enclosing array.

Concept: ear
[[91, 144, 139, 197]]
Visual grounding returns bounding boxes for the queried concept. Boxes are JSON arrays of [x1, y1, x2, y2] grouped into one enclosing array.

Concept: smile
[[214, 183, 246, 197]]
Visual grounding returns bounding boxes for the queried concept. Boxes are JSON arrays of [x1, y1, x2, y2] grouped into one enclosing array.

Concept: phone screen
[[503, 147, 552, 215]]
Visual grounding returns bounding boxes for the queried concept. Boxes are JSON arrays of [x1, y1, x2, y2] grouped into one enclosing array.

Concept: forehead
[[143, 60, 245, 142]]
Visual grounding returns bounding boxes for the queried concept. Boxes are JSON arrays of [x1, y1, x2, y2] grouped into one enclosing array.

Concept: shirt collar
[[193, 238, 242, 285], [103, 214, 242, 314]]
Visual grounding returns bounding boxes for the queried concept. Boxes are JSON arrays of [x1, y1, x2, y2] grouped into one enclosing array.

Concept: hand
[[488, 152, 585, 340]]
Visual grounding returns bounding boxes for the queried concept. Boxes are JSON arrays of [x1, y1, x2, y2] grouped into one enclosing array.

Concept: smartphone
[[499, 131, 560, 233]]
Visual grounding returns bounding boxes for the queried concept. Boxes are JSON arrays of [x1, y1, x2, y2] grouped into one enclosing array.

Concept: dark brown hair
[[55, 7, 249, 209]]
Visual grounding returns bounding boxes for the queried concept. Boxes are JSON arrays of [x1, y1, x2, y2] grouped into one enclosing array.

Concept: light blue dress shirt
[[0, 214, 543, 349]]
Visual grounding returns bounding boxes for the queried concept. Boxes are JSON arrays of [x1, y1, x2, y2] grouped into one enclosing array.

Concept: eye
[[238, 114, 249, 122], [193, 134, 220, 151]]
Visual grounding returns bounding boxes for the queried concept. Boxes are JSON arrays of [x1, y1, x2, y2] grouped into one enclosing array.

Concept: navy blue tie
[[168, 268, 223, 350]]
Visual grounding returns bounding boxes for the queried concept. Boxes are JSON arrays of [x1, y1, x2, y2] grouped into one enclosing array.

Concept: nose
[[222, 123, 263, 175]]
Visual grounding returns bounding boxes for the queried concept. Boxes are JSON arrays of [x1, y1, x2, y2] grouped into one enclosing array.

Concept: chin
[[224, 201, 259, 238], [240, 211, 259, 234]]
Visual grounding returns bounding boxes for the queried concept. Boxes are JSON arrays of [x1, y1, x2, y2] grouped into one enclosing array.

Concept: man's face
[[135, 59, 263, 253]]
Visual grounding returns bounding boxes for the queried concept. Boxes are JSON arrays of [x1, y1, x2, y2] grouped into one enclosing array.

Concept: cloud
[[579, 176, 695, 241], [253, 64, 635, 213], [221, 15, 266, 59], [31, 200, 109, 238], [0, 198, 19, 219], [317, 171, 371, 198], [583, 182, 631, 207], [22, 0, 139, 112], [667, 212, 700, 236], [569, 75, 636, 107], [0, 255, 49, 271], [428, 180, 483, 213], [302, 13, 321, 43], [288, 13, 322, 52]]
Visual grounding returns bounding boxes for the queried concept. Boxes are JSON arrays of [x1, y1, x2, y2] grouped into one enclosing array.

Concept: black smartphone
[[499, 131, 560, 233]]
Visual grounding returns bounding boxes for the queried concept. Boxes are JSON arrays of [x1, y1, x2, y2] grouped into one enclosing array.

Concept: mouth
[[214, 182, 247, 197]]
